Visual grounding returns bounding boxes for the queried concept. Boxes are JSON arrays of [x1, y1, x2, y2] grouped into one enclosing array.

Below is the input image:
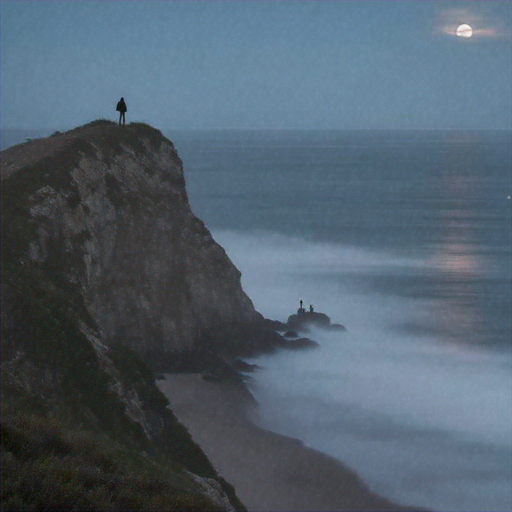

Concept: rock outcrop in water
[[287, 311, 346, 332], [264, 310, 346, 334]]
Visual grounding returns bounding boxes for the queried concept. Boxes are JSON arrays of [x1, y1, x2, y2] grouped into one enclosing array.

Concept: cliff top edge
[[1, 120, 173, 181]]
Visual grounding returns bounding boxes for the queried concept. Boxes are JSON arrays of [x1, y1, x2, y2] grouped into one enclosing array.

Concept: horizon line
[[2, 125, 511, 133]]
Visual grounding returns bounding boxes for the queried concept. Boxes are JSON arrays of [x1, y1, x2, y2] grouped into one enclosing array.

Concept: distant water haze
[[1, 129, 56, 150]]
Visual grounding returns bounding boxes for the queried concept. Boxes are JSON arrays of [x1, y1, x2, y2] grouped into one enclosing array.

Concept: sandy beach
[[158, 374, 422, 512]]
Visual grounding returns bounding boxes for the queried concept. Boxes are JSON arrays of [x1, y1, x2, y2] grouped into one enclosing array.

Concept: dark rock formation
[[1, 120, 283, 361], [260, 318, 289, 332], [287, 311, 346, 332]]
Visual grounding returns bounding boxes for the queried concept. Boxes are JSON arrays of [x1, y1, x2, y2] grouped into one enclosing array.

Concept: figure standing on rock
[[116, 97, 127, 125]]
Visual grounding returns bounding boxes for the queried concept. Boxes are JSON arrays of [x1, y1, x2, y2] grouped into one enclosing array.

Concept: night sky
[[1, 0, 510, 130]]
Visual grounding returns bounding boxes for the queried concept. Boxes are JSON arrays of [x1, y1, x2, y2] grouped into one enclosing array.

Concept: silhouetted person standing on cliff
[[116, 97, 127, 125]]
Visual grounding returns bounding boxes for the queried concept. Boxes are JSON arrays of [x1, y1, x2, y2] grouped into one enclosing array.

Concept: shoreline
[[158, 373, 425, 512]]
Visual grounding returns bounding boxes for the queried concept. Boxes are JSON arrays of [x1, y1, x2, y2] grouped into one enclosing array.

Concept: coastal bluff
[[2, 120, 264, 511], [2, 120, 271, 361]]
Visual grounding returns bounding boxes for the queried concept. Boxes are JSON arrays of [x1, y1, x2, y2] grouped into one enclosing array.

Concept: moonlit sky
[[1, 0, 510, 131]]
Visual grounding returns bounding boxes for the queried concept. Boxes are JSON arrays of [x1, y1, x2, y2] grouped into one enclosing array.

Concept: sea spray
[[213, 229, 512, 512]]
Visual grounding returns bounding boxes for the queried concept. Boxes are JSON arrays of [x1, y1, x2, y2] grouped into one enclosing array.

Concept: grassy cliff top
[[1, 120, 173, 181]]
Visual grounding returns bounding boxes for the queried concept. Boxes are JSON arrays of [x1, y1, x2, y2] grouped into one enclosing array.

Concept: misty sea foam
[[171, 128, 511, 511]]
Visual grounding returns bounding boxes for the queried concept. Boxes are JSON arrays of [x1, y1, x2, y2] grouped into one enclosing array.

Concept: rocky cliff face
[[1, 120, 269, 511], [2, 120, 260, 357]]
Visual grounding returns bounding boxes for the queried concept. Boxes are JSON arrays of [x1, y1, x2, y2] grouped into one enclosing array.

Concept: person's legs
[[119, 112, 122, 125], [122, 112, 125, 125]]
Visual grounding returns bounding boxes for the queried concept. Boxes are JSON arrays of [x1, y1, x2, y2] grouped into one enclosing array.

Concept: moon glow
[[456, 24, 473, 38]]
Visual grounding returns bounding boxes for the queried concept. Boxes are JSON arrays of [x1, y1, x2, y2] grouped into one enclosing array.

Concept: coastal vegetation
[[1, 257, 244, 510]]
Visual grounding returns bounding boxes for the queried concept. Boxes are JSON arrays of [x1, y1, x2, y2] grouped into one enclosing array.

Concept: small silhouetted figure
[[298, 299, 305, 316], [116, 97, 127, 125], [309, 304, 314, 313]]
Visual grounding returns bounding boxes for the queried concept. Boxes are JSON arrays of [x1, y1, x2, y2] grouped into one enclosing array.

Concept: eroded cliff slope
[[2, 120, 263, 359]]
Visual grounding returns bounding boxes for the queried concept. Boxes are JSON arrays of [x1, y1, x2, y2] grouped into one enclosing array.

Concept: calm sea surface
[[169, 129, 511, 512]]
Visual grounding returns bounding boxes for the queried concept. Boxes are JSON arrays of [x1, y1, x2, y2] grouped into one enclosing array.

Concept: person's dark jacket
[[116, 99, 127, 113]]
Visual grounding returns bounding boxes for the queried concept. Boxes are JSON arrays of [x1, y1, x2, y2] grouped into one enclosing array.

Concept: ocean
[[168, 129, 511, 512], [2, 127, 510, 511]]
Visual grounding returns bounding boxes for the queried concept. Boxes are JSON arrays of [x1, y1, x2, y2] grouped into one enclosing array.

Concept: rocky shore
[[158, 373, 425, 512]]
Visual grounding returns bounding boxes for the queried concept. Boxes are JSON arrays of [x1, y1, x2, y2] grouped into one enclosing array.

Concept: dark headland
[[1, 121, 426, 511]]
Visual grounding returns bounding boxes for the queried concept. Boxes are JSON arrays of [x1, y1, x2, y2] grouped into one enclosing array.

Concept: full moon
[[456, 24, 473, 38]]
